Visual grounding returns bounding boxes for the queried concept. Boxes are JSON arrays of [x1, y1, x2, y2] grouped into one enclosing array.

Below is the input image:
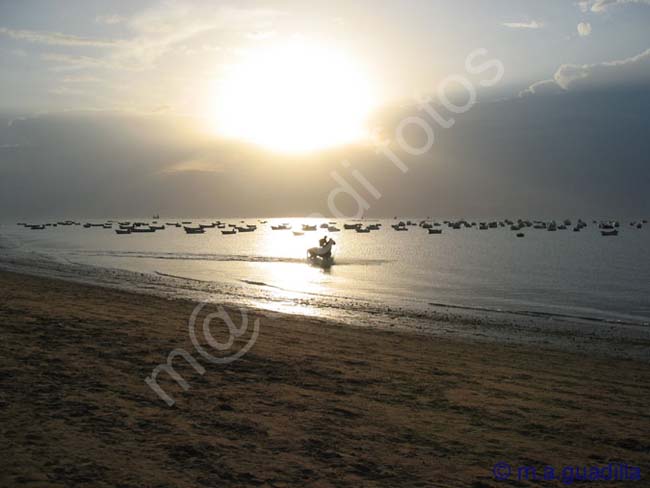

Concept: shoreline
[[2, 269, 650, 486], [2, 224, 649, 329], [1, 251, 649, 362]]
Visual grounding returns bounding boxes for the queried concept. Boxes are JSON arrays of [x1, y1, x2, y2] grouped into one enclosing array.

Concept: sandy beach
[[3, 0, 649, 485], [1, 269, 649, 487]]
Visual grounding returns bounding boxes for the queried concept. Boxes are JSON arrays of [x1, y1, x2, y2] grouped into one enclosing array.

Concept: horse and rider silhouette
[[308, 235, 336, 260]]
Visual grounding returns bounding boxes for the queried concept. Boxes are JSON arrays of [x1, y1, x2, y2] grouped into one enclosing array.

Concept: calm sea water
[[1, 218, 649, 326]]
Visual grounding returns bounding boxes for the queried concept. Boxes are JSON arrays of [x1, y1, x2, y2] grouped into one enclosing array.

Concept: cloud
[[49, 86, 86, 96], [519, 79, 565, 97], [502, 20, 544, 29], [3, 94, 649, 220], [95, 14, 126, 25], [0, 27, 117, 47], [161, 158, 225, 174], [246, 30, 277, 41], [3, 4, 280, 73], [62, 75, 101, 83], [577, 22, 592, 36], [521, 47, 650, 95], [555, 47, 650, 88], [41, 53, 124, 71], [118, 4, 280, 71], [587, 0, 650, 12]]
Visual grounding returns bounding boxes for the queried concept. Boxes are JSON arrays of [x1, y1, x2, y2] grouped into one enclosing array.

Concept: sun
[[211, 41, 376, 153]]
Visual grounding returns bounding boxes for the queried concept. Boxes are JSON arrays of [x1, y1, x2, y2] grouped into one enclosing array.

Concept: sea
[[1, 218, 649, 333]]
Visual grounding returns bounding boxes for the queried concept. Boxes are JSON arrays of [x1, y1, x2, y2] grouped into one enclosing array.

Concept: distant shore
[[1, 270, 649, 487]]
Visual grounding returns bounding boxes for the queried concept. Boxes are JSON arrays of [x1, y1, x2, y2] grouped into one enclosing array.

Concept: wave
[[154, 271, 210, 282], [154, 274, 293, 291], [0, 234, 21, 250], [68, 250, 389, 266], [428, 301, 648, 327], [240, 279, 284, 290]]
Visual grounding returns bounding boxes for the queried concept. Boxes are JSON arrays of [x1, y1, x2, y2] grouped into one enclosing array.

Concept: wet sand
[[1, 270, 649, 487]]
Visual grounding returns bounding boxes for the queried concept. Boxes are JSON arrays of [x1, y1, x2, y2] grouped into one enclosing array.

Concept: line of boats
[[14, 218, 646, 238], [13, 219, 261, 235], [180, 221, 260, 235], [382, 218, 647, 237]]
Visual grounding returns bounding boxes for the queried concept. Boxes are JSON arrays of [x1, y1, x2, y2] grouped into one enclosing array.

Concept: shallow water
[[1, 218, 649, 326]]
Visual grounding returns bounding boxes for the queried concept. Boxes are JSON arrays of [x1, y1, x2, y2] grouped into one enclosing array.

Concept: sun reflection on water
[[243, 218, 339, 318]]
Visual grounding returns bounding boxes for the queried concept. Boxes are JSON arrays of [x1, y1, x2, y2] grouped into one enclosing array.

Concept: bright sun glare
[[212, 41, 376, 153]]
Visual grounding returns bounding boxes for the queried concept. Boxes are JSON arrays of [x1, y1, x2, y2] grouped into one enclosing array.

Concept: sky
[[1, 0, 649, 219]]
